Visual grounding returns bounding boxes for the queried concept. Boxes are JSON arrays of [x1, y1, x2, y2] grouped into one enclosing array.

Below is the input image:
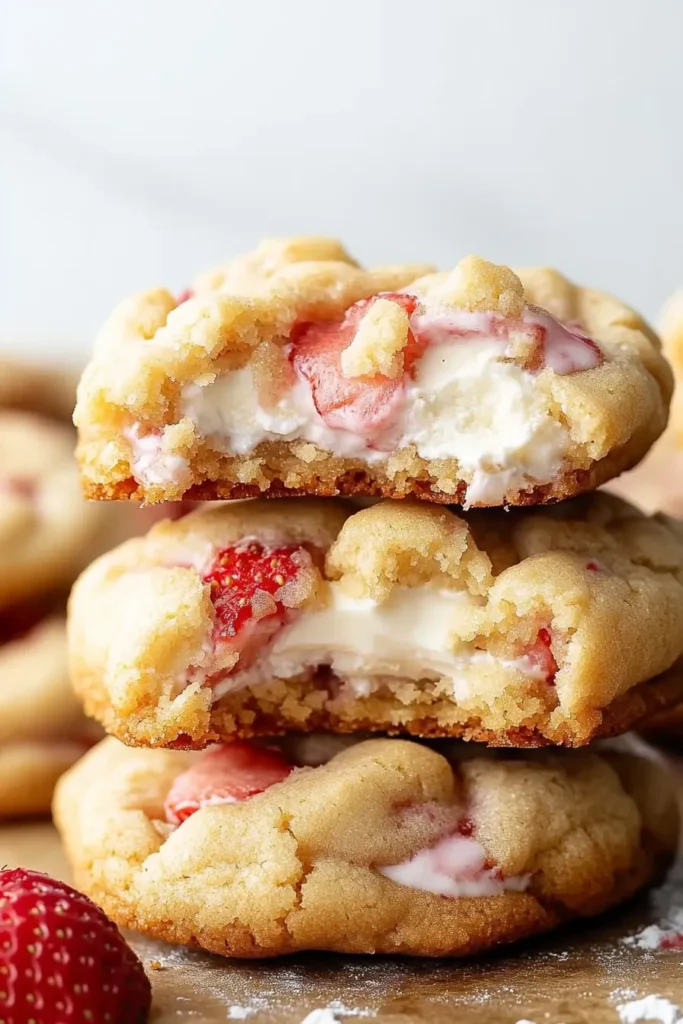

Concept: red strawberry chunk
[[164, 742, 293, 825], [290, 292, 419, 435], [176, 287, 194, 305], [0, 867, 151, 1023], [525, 627, 558, 684], [202, 540, 307, 645]]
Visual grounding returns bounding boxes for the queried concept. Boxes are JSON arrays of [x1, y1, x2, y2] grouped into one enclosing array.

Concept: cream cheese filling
[[379, 831, 530, 898], [211, 583, 545, 702], [180, 321, 571, 503]]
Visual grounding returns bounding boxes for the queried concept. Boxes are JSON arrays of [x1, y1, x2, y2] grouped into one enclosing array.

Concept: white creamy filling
[[211, 584, 545, 702], [400, 338, 567, 503], [379, 832, 530, 898], [180, 329, 569, 501], [125, 425, 190, 488], [182, 370, 389, 462]]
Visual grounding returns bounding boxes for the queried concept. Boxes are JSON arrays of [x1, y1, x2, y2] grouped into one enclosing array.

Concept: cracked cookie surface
[[68, 493, 683, 748], [53, 735, 678, 959], [74, 238, 671, 507]]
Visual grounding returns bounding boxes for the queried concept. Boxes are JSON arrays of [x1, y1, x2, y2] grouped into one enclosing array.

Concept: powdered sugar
[[299, 1012, 343, 1024], [622, 911, 683, 951], [616, 995, 683, 1023]]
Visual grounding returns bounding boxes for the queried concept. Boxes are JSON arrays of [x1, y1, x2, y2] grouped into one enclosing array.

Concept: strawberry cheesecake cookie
[[53, 734, 678, 958], [74, 237, 671, 508], [0, 410, 111, 609], [0, 604, 95, 816], [68, 494, 683, 749]]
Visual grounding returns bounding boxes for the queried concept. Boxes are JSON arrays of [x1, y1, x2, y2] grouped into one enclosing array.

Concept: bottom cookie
[[54, 734, 678, 959]]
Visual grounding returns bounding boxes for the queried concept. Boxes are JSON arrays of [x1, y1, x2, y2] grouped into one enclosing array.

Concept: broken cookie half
[[74, 237, 672, 508], [67, 494, 683, 748]]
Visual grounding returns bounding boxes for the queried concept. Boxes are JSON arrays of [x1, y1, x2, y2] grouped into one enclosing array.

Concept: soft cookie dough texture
[[53, 735, 678, 959], [68, 494, 683, 749], [74, 237, 672, 507]]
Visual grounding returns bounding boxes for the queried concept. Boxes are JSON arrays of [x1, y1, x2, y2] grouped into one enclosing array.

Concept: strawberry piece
[[290, 292, 419, 435], [525, 627, 558, 684], [164, 742, 293, 825], [0, 868, 151, 1023], [203, 541, 306, 645], [176, 287, 194, 305]]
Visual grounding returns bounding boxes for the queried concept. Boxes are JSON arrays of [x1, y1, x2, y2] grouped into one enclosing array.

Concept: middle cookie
[[68, 495, 683, 749]]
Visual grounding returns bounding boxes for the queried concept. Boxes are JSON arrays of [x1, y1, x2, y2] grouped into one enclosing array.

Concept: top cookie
[[74, 238, 672, 507]]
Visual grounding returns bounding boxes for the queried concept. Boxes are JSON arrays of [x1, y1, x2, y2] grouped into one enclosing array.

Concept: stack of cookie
[[0, 365, 104, 818], [56, 239, 683, 959]]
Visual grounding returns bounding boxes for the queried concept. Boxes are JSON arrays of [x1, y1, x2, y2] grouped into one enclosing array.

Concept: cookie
[[53, 734, 678, 959], [0, 614, 94, 816], [0, 410, 113, 610], [661, 289, 683, 444], [73, 238, 671, 508], [608, 436, 683, 517], [68, 493, 683, 749], [0, 357, 78, 423], [609, 291, 683, 516]]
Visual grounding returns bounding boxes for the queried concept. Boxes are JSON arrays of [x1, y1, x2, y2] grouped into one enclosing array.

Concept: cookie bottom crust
[[80, 427, 652, 508], [78, 658, 683, 751], [54, 736, 678, 959]]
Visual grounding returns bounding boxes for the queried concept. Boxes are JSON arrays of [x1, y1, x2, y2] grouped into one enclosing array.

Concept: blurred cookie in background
[[608, 289, 683, 516], [0, 356, 195, 551], [0, 605, 98, 817], [0, 356, 79, 424], [0, 410, 113, 609]]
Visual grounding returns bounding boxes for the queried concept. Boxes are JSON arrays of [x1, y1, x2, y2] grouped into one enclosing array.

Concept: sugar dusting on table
[[622, 911, 683, 952], [616, 995, 683, 1023]]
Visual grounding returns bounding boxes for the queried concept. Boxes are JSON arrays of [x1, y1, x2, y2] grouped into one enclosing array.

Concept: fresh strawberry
[[164, 742, 293, 825], [176, 287, 194, 305], [0, 868, 151, 1023], [525, 627, 558, 684], [290, 292, 419, 435], [202, 540, 307, 646]]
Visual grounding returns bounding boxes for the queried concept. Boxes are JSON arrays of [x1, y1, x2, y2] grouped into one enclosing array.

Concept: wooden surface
[[2, 761, 683, 1024]]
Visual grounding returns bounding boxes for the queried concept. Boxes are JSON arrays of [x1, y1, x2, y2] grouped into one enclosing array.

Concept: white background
[[1, 0, 682, 363]]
